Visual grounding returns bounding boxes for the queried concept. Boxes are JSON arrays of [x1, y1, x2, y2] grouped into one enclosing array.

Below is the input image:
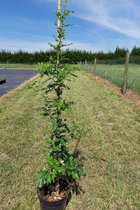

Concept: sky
[[0, 0, 140, 52]]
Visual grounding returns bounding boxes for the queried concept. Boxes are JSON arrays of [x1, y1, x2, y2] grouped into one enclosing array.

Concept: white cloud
[[1, 0, 140, 52], [0, 38, 104, 52], [65, 40, 104, 52], [33, 0, 140, 39], [72, 0, 140, 39], [0, 40, 51, 52]]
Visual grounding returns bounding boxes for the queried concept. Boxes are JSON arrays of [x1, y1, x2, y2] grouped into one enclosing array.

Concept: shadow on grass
[[66, 139, 86, 206]]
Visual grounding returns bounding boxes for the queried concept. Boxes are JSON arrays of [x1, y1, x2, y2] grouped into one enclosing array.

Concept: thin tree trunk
[[56, 0, 62, 125], [57, 0, 61, 67]]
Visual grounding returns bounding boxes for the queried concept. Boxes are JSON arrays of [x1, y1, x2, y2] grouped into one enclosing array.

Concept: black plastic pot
[[0, 78, 6, 84], [37, 190, 68, 210]]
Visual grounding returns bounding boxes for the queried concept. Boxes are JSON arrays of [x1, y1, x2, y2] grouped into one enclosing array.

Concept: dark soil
[[38, 179, 70, 202]]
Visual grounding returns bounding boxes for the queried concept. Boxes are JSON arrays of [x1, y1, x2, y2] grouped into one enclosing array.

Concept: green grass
[[84, 64, 140, 95], [0, 71, 140, 210], [0, 63, 37, 69]]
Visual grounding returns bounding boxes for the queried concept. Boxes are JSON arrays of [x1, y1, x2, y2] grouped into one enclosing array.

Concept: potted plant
[[0, 76, 6, 84], [37, 0, 82, 210]]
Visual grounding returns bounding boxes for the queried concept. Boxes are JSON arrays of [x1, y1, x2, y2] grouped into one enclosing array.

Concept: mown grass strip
[[0, 71, 140, 210]]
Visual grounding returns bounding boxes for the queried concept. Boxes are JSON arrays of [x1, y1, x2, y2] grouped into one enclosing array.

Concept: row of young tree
[[0, 46, 140, 64]]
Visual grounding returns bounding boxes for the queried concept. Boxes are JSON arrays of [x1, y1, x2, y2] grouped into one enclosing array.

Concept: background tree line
[[0, 46, 139, 64]]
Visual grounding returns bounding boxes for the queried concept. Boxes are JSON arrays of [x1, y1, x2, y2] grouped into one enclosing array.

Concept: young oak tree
[[37, 0, 82, 199]]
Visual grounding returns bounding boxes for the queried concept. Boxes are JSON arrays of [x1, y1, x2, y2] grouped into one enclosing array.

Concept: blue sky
[[0, 0, 140, 52]]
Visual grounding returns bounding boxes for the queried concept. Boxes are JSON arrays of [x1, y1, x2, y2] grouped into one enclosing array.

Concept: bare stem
[[57, 0, 61, 68], [56, 0, 62, 126]]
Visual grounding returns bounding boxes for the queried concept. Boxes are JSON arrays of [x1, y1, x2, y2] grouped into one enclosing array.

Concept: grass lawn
[[0, 71, 140, 210], [0, 63, 37, 70], [84, 64, 140, 96]]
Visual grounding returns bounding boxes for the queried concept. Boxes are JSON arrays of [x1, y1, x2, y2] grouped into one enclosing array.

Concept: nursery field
[[84, 64, 140, 95], [0, 71, 140, 210]]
